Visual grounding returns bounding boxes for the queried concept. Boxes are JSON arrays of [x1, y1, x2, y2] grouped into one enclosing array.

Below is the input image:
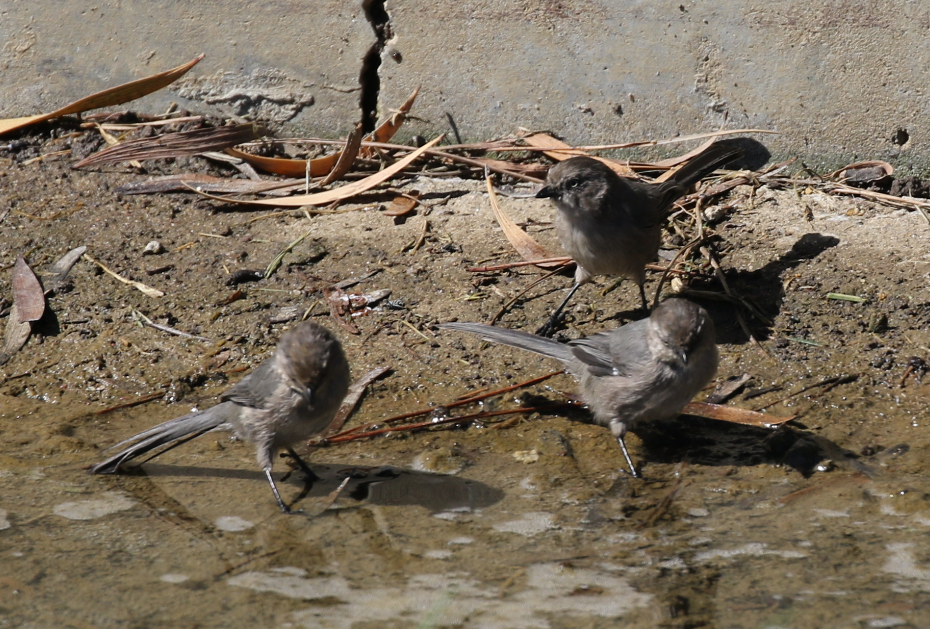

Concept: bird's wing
[[219, 359, 279, 409], [569, 340, 616, 377], [570, 321, 652, 378]]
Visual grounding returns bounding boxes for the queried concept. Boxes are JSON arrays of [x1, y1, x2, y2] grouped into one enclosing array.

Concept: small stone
[[143, 241, 164, 255], [513, 450, 540, 464]]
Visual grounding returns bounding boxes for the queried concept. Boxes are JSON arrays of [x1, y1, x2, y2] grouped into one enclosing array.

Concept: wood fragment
[[705, 374, 753, 405], [47, 246, 87, 281]]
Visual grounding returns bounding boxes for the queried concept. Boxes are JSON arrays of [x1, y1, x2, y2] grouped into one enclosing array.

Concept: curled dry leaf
[[521, 132, 636, 177], [324, 365, 392, 437], [318, 123, 365, 187], [12, 256, 45, 323], [682, 401, 794, 427], [226, 87, 420, 177], [0, 54, 204, 137], [200, 136, 443, 208], [828, 160, 894, 186], [485, 176, 564, 269], [384, 190, 420, 216]]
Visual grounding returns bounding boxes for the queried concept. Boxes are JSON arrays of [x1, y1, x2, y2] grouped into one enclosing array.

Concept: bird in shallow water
[[89, 321, 350, 513], [441, 298, 718, 477]]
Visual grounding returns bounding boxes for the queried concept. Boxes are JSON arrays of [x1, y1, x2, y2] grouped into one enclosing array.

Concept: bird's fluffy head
[[535, 156, 623, 214], [276, 321, 347, 388], [649, 298, 715, 365]]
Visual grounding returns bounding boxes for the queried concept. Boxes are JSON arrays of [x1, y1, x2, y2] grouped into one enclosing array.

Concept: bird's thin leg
[[265, 468, 292, 513], [284, 447, 321, 482], [536, 282, 581, 337], [616, 435, 640, 478], [638, 283, 649, 313]]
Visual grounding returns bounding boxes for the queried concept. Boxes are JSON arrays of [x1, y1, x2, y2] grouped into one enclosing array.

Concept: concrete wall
[[3, 1, 929, 169]]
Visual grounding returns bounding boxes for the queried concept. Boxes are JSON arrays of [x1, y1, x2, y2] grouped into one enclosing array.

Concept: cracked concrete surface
[[2, 1, 930, 168]]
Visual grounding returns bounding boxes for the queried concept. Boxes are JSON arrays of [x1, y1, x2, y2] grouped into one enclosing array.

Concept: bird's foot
[[535, 313, 565, 338]]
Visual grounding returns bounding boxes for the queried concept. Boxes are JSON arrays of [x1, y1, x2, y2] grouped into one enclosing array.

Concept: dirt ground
[[2, 124, 930, 629]]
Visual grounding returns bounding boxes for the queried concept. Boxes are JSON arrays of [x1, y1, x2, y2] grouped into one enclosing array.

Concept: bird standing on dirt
[[89, 321, 351, 513], [441, 298, 718, 477], [535, 143, 742, 336]]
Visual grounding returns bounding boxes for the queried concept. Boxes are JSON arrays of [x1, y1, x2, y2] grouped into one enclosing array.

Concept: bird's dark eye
[[566, 178, 581, 189]]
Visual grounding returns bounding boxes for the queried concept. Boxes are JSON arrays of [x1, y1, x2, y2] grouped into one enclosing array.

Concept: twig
[[321, 403, 571, 443], [651, 237, 707, 308], [324, 366, 391, 436], [489, 264, 571, 325], [320, 369, 563, 441], [93, 390, 167, 415], [754, 374, 857, 411], [131, 309, 211, 342], [264, 227, 313, 278], [83, 253, 164, 298], [466, 257, 573, 272]]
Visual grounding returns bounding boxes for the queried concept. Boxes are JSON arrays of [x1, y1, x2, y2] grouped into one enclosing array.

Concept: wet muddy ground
[[2, 129, 930, 628]]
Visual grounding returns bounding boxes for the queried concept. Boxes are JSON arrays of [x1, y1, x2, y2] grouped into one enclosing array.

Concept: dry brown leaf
[[226, 87, 420, 177], [0, 55, 204, 137], [200, 136, 443, 208], [384, 190, 420, 216], [0, 304, 31, 366], [74, 123, 258, 169], [318, 123, 365, 187], [485, 176, 564, 269], [360, 86, 420, 155], [522, 133, 636, 177], [12, 256, 45, 323], [682, 401, 794, 427]]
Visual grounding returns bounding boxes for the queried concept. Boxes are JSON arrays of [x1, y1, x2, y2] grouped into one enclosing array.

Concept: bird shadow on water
[[134, 462, 504, 513], [519, 393, 887, 479], [635, 415, 890, 479]]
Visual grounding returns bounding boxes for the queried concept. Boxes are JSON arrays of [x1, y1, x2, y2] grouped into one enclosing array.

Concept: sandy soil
[[2, 124, 930, 628]]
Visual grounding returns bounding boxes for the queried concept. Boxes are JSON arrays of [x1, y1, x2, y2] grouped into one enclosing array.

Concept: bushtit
[[535, 143, 742, 336], [90, 321, 351, 513], [441, 298, 717, 477]]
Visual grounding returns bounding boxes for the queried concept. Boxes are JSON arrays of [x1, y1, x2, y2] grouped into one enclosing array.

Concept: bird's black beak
[[536, 185, 556, 199]]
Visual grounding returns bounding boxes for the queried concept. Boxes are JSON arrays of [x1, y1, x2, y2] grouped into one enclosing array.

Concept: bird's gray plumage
[[90, 321, 350, 512], [535, 143, 742, 335], [441, 298, 718, 476]]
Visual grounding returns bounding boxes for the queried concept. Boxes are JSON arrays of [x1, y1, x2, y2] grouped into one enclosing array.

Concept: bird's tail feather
[[667, 143, 743, 190], [89, 404, 233, 474], [439, 322, 573, 363]]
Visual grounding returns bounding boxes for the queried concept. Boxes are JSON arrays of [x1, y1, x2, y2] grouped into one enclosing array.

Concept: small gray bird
[[535, 143, 742, 336], [441, 298, 718, 476], [90, 321, 351, 513]]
